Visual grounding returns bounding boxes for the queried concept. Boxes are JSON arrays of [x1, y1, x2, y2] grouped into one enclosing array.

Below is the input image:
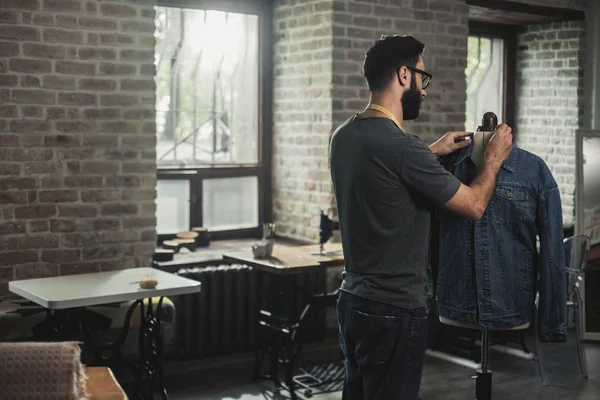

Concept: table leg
[[134, 296, 168, 400], [74, 297, 168, 399], [32, 310, 65, 340], [33, 309, 88, 342]]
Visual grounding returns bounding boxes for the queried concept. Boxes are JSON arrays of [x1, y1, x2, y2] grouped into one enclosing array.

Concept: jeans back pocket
[[346, 307, 402, 369]]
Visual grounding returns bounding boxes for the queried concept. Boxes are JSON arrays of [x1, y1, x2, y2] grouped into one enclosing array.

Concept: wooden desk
[[222, 243, 344, 274], [223, 243, 343, 398]]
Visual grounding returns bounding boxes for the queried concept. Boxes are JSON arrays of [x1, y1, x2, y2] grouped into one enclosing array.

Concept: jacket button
[[468, 250, 473, 256], [467, 284, 472, 289], [508, 192, 513, 198]]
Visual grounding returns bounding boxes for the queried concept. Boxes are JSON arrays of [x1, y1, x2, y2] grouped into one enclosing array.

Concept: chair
[[535, 234, 591, 385], [563, 234, 591, 378], [253, 289, 340, 399]]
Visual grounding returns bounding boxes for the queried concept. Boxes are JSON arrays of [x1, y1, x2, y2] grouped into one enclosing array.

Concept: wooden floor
[[158, 331, 600, 400]]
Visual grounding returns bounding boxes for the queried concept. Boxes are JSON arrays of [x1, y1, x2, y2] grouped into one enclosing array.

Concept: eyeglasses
[[403, 66, 432, 89]]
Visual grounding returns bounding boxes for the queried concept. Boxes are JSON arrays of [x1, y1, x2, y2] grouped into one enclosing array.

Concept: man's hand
[[484, 124, 513, 167], [442, 124, 513, 221], [429, 131, 472, 156]]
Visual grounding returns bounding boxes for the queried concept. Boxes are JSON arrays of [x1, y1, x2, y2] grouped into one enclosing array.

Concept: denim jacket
[[435, 144, 567, 342]]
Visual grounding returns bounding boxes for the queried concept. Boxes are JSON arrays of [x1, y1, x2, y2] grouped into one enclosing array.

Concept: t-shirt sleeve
[[399, 139, 461, 208]]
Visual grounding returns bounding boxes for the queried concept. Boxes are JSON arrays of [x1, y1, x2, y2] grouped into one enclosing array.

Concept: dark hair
[[362, 35, 425, 92]]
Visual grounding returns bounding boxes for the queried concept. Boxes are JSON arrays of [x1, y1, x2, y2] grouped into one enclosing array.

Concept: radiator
[[174, 264, 327, 360]]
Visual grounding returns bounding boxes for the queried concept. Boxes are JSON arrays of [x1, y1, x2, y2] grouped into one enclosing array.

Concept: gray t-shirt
[[329, 115, 461, 309]]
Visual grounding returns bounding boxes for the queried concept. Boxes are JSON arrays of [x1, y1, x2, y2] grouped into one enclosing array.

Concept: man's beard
[[401, 76, 422, 121]]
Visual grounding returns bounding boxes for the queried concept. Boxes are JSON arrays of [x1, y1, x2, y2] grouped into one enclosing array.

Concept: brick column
[[272, 0, 334, 241], [0, 0, 157, 295]]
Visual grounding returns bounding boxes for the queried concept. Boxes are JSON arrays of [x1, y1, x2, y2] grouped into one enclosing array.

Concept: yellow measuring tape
[[366, 104, 405, 133]]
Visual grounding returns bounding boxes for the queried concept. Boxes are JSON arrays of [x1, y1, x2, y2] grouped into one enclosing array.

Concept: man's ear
[[397, 66, 410, 88]]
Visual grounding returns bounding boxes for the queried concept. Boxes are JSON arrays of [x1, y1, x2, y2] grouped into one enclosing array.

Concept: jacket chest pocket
[[489, 186, 529, 223]]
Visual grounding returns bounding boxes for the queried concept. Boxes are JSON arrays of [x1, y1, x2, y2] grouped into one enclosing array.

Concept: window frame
[[155, 0, 273, 241], [467, 21, 517, 132]]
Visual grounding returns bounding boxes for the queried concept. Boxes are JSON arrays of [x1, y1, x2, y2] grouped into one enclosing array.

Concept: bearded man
[[329, 35, 513, 400]]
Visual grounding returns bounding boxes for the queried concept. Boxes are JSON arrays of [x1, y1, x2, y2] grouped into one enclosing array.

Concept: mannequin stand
[[474, 328, 492, 400], [431, 317, 530, 400]]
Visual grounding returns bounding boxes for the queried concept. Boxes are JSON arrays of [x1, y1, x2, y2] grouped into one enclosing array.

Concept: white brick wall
[[515, 21, 585, 226]]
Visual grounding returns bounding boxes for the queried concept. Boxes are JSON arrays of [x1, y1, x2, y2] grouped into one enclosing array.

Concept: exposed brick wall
[[515, 21, 585, 226], [272, 0, 334, 241], [505, 0, 588, 228], [0, 0, 157, 295]]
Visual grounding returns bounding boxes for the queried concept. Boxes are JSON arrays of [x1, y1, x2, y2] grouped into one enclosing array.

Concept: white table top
[[9, 267, 201, 310]]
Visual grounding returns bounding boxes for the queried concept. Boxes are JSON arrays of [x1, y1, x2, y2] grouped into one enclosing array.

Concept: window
[[155, 8, 259, 165], [154, 0, 272, 240], [465, 23, 516, 132], [465, 36, 504, 129], [202, 176, 259, 231], [156, 179, 191, 234]]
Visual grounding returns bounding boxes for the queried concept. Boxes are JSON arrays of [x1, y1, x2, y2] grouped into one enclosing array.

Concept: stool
[[254, 309, 301, 397]]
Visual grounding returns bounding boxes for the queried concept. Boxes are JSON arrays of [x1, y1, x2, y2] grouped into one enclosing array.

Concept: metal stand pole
[[474, 328, 492, 400]]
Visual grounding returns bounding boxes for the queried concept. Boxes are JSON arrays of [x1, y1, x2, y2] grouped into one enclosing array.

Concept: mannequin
[[437, 112, 529, 400], [470, 112, 497, 172], [440, 112, 530, 331], [433, 110, 568, 398]]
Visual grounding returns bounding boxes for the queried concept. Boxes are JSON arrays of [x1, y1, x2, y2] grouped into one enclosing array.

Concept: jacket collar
[[453, 141, 517, 173]]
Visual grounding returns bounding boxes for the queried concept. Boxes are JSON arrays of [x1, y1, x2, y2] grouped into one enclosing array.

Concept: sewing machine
[[311, 211, 342, 256]]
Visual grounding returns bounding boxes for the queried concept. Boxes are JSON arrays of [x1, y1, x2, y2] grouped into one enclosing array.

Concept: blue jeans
[[337, 291, 428, 400]]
